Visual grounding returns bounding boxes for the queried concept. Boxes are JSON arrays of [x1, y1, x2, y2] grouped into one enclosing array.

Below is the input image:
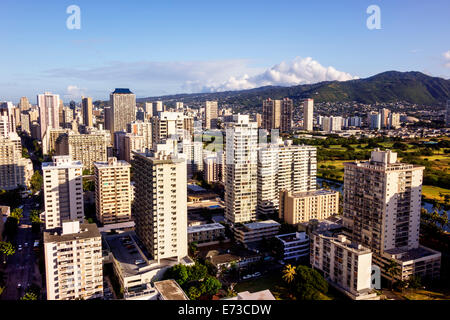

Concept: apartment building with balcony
[[234, 220, 280, 246], [279, 189, 339, 224], [42, 156, 84, 230], [275, 232, 310, 262], [94, 157, 132, 225], [44, 220, 103, 300], [187, 223, 226, 245], [311, 232, 379, 300], [342, 149, 441, 281]]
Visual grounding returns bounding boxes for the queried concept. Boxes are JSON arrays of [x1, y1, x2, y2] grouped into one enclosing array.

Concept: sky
[[0, 0, 449, 102]]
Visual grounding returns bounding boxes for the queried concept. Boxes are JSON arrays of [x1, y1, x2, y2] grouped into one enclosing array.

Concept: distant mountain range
[[137, 71, 450, 107]]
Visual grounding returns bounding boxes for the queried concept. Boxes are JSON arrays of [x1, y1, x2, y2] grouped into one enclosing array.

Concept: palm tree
[[386, 260, 401, 290], [0, 241, 16, 264], [282, 264, 296, 284]]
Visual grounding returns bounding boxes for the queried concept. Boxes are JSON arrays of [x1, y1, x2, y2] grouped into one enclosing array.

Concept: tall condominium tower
[[204, 101, 218, 129], [151, 111, 186, 145], [38, 92, 60, 154], [224, 114, 258, 224], [0, 133, 33, 190], [280, 98, 293, 132], [257, 140, 317, 216], [109, 88, 136, 142], [94, 157, 132, 225], [19, 97, 31, 112], [343, 149, 441, 280], [44, 220, 103, 300], [42, 156, 84, 230], [262, 98, 281, 130], [0, 102, 16, 138], [127, 120, 152, 151], [55, 130, 110, 171], [368, 111, 381, 130], [131, 144, 188, 263], [302, 99, 314, 131], [380, 108, 390, 129], [81, 96, 93, 127]]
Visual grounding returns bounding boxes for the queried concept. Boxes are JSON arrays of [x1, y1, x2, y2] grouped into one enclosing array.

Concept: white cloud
[[64, 85, 86, 100], [443, 50, 450, 68], [200, 56, 358, 92]]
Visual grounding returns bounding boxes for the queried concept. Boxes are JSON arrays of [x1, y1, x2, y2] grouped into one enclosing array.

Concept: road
[[1, 197, 42, 300]]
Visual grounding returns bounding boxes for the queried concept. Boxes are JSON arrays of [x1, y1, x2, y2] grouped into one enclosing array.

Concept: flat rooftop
[[154, 280, 189, 300], [385, 246, 441, 262], [44, 223, 100, 243], [276, 232, 309, 243], [229, 290, 276, 300], [290, 189, 338, 198], [239, 220, 280, 231], [188, 223, 225, 233]]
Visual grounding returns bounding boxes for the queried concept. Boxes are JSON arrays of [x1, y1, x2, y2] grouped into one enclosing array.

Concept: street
[[1, 197, 42, 300]]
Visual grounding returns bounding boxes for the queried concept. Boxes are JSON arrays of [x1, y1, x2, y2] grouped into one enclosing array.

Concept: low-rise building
[[187, 223, 226, 245], [224, 289, 276, 300], [275, 232, 310, 263], [310, 232, 379, 300], [154, 280, 189, 300], [234, 220, 280, 245], [280, 189, 339, 225]]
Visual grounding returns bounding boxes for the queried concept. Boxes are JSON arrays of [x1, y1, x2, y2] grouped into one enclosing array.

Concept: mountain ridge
[[136, 71, 450, 107]]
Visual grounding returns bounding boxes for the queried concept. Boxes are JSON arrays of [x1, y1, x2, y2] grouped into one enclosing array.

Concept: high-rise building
[[0, 102, 16, 138], [280, 98, 293, 132], [0, 133, 33, 190], [262, 99, 281, 131], [257, 141, 317, 216], [44, 220, 103, 300], [343, 149, 441, 280], [224, 115, 258, 224], [81, 97, 93, 127], [322, 116, 343, 132], [388, 112, 401, 129], [109, 88, 136, 142], [151, 112, 185, 145], [19, 97, 31, 112], [20, 112, 31, 134], [380, 108, 390, 128], [204, 101, 218, 129], [154, 101, 164, 115], [42, 156, 84, 230], [37, 92, 60, 154], [94, 157, 132, 225], [123, 133, 145, 163], [302, 99, 314, 131], [144, 102, 153, 118], [55, 130, 110, 171], [176, 102, 184, 111], [368, 111, 381, 130], [131, 143, 188, 263], [127, 120, 152, 151]]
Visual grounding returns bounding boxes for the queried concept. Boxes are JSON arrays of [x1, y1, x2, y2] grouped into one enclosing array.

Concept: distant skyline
[[1, 0, 450, 102]]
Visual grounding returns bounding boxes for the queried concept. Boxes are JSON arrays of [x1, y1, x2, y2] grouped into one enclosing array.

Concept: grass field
[[402, 289, 450, 300], [422, 185, 450, 202]]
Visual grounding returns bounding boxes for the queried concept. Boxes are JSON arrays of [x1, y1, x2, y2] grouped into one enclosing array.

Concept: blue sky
[[1, 0, 449, 102]]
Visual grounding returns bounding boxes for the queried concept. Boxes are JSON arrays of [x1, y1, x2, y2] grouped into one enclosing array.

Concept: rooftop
[[112, 88, 133, 94], [276, 232, 309, 243], [153, 280, 189, 300], [188, 223, 225, 233], [385, 246, 441, 263], [226, 290, 276, 300], [289, 189, 339, 198], [239, 220, 281, 231], [44, 222, 100, 243]]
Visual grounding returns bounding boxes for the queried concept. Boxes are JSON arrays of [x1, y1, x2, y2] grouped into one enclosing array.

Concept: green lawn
[[402, 289, 450, 300], [422, 185, 450, 202]]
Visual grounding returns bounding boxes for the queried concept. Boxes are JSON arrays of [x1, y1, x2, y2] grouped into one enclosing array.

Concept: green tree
[[408, 275, 422, 290], [386, 260, 401, 290], [188, 263, 208, 282], [291, 265, 328, 300], [199, 276, 222, 296], [282, 264, 296, 284], [20, 292, 38, 300], [164, 264, 189, 286], [187, 286, 201, 300], [10, 208, 23, 223], [0, 241, 16, 263], [30, 171, 43, 194]]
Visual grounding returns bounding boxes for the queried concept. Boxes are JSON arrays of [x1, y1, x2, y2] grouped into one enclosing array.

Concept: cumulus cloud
[[443, 50, 450, 68], [64, 85, 86, 100], [44, 57, 357, 96], [200, 56, 359, 92]]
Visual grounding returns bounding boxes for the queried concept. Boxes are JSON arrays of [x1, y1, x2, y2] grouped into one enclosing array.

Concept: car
[[254, 272, 261, 277], [17, 283, 22, 289], [134, 259, 145, 265], [18, 245, 22, 251], [24, 242, 29, 247]]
